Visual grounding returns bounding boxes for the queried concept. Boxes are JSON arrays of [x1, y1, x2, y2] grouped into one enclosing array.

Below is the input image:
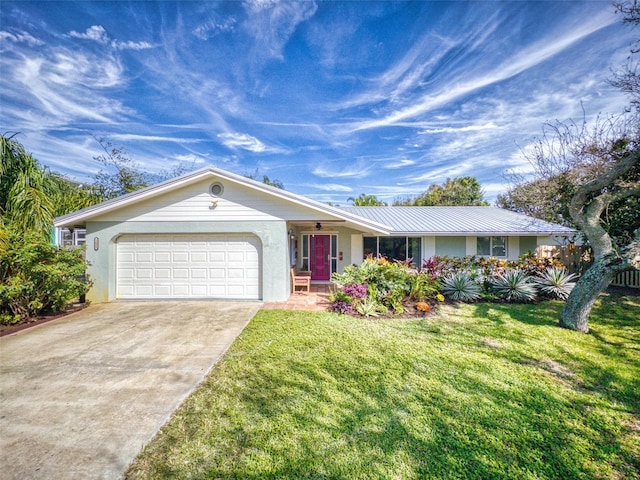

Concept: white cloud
[[0, 30, 44, 46], [242, 0, 317, 60], [218, 132, 269, 152], [350, 10, 617, 132], [382, 158, 416, 169], [306, 183, 353, 192], [110, 134, 203, 143], [69, 25, 109, 43], [419, 122, 499, 135], [312, 159, 372, 178], [193, 17, 237, 40], [68, 25, 154, 50]]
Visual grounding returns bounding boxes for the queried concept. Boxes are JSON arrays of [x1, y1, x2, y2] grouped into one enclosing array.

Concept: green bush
[[409, 272, 441, 302], [535, 267, 577, 300], [492, 270, 537, 302], [441, 272, 482, 302], [0, 228, 91, 324]]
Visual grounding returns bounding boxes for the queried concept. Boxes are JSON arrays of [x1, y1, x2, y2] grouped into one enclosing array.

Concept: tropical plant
[[356, 297, 387, 317], [492, 270, 538, 302], [441, 273, 482, 302], [0, 227, 91, 324], [535, 267, 578, 300], [409, 272, 441, 302]]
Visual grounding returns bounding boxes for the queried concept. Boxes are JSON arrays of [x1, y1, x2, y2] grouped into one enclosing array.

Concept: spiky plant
[[535, 267, 577, 300], [492, 270, 537, 302], [441, 272, 482, 302]]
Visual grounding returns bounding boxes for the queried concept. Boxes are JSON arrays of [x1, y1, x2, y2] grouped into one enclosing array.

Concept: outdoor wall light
[[93, 237, 99, 251], [209, 200, 218, 210], [315, 222, 322, 230]]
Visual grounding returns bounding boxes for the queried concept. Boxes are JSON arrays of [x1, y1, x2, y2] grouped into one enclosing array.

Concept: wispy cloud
[[349, 10, 617, 131], [306, 183, 353, 192], [242, 0, 317, 60], [69, 25, 154, 50], [0, 29, 44, 46], [193, 16, 237, 40], [312, 158, 373, 179], [217, 132, 281, 153], [110, 134, 204, 143], [2, 48, 129, 126]]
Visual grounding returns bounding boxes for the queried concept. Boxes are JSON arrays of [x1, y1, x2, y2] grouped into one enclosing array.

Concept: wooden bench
[[291, 267, 311, 295]]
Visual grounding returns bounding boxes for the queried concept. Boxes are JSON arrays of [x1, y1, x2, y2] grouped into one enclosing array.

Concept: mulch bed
[[0, 303, 88, 337]]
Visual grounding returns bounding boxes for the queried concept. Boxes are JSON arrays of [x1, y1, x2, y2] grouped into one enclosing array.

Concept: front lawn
[[127, 292, 639, 479]]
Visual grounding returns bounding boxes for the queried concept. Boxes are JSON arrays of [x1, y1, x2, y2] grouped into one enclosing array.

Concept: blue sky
[[0, 1, 634, 204]]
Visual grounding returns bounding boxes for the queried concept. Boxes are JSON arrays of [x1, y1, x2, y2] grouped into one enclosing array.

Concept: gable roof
[[54, 167, 391, 234], [338, 206, 576, 236]]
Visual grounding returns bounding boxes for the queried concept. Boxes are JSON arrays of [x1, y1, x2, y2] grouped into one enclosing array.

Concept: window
[[477, 236, 507, 257], [59, 228, 86, 248], [363, 237, 422, 267]]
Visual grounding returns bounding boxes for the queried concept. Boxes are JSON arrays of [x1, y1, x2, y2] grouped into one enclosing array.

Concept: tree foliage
[[348, 193, 387, 206], [1, 134, 102, 238], [394, 176, 488, 206], [245, 169, 285, 189], [502, 114, 639, 333], [92, 136, 149, 199], [612, 1, 640, 109]]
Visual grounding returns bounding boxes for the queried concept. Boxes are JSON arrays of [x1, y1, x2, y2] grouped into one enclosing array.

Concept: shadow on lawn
[[226, 349, 638, 480]]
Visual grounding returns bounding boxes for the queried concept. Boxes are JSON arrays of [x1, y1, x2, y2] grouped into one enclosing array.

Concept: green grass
[[126, 292, 640, 479]]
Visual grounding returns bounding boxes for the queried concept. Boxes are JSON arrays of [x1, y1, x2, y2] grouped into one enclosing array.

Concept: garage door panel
[[117, 234, 261, 300]]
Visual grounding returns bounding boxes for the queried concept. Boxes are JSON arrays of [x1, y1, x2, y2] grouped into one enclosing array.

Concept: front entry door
[[310, 235, 331, 281]]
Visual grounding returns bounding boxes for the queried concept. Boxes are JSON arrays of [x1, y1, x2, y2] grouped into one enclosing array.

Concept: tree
[[504, 115, 639, 332], [92, 136, 149, 199], [245, 169, 285, 189], [394, 177, 489, 206], [612, 1, 640, 110], [1, 134, 55, 237], [348, 193, 387, 206]]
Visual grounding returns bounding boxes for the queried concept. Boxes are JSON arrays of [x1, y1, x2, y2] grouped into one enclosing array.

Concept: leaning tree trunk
[[560, 153, 640, 332], [559, 259, 616, 333]]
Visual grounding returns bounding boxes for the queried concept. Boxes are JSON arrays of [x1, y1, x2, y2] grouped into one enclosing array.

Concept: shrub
[[356, 297, 387, 317], [492, 270, 537, 302], [331, 257, 413, 316], [0, 228, 90, 324], [535, 267, 577, 300], [342, 283, 368, 300], [409, 273, 441, 302], [441, 273, 482, 302]]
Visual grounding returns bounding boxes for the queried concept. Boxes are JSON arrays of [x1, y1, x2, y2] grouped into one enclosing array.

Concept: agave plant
[[535, 267, 577, 300], [492, 270, 537, 302], [441, 272, 482, 302]]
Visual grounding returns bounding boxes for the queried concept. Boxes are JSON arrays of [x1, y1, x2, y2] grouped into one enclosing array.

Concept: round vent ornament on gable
[[209, 182, 224, 197]]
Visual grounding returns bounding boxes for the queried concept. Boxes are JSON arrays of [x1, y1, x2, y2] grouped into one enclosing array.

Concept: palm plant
[[492, 270, 537, 302], [535, 267, 577, 300], [441, 272, 482, 302]]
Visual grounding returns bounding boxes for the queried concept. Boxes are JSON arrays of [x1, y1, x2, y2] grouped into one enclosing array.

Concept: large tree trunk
[[559, 260, 616, 332], [560, 153, 639, 332]]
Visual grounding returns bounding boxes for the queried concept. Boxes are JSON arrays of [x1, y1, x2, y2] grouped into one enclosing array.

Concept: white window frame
[[477, 236, 507, 258], [59, 228, 87, 248]]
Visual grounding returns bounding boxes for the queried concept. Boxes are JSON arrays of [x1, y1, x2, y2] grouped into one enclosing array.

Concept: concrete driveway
[[0, 301, 261, 480]]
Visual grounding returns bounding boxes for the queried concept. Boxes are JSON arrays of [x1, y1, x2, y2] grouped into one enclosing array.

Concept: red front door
[[310, 235, 331, 281]]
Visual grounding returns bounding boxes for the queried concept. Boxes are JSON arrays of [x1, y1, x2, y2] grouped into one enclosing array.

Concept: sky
[[0, 1, 635, 204]]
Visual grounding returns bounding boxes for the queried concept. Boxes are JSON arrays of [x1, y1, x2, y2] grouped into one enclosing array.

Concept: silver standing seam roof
[[339, 206, 576, 236]]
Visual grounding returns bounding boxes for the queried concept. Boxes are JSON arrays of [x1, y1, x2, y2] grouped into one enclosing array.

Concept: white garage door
[[116, 234, 261, 299]]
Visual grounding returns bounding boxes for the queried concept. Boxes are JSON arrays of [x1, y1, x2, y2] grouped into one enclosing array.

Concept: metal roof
[[338, 206, 576, 236]]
